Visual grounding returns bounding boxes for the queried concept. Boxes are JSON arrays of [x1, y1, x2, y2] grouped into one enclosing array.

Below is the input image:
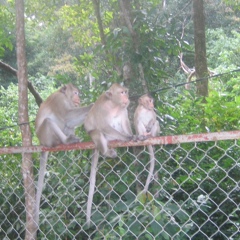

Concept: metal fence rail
[[0, 131, 240, 239]]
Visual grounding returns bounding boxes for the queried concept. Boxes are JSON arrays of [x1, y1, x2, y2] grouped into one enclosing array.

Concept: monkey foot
[[105, 149, 117, 158], [131, 135, 148, 141]]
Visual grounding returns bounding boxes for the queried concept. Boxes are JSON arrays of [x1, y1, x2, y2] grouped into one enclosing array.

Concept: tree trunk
[[16, 0, 37, 239], [92, 0, 106, 46], [119, 0, 148, 93], [193, 0, 208, 97]]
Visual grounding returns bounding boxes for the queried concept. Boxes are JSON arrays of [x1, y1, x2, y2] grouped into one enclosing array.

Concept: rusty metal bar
[[0, 130, 240, 155]]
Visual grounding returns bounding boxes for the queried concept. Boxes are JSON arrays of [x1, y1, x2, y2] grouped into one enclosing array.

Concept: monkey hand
[[130, 135, 146, 141], [66, 134, 82, 144], [137, 135, 149, 141]]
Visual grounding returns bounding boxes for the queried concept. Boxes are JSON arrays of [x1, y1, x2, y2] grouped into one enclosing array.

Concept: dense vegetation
[[0, 0, 240, 239]]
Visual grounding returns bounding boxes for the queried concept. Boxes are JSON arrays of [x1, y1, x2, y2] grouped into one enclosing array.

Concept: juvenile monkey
[[35, 83, 93, 226], [134, 94, 160, 193], [84, 83, 134, 226], [134, 94, 160, 138]]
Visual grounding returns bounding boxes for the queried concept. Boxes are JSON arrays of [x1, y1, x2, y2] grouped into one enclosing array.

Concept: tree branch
[[0, 60, 42, 106], [0, 60, 17, 75], [92, 0, 106, 47]]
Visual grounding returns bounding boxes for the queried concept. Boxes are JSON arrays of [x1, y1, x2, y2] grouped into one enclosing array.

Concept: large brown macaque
[[84, 83, 134, 158], [35, 83, 93, 226], [84, 83, 134, 226], [134, 94, 160, 193]]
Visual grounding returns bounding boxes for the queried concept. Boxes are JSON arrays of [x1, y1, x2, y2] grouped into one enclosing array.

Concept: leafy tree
[[0, 2, 15, 87], [207, 29, 240, 71], [0, 1, 14, 55], [0, 0, 240, 239]]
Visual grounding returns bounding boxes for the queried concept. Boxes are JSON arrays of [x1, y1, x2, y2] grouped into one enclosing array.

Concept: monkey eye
[[74, 91, 79, 95]]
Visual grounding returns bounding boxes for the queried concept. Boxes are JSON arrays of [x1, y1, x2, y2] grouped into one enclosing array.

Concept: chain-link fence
[[0, 131, 240, 239]]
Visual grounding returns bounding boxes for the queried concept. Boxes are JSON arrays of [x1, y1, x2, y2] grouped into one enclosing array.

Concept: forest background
[[0, 0, 240, 239]]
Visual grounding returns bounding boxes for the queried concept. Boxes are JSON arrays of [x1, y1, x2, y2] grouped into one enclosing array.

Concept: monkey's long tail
[[34, 151, 49, 227], [86, 149, 99, 227], [143, 145, 155, 193]]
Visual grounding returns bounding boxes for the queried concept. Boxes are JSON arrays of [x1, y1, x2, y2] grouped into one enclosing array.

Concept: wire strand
[[0, 68, 240, 131], [130, 68, 240, 99]]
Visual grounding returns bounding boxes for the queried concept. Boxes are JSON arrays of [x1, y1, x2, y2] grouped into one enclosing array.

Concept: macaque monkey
[[35, 83, 93, 227], [134, 94, 160, 138], [134, 94, 160, 193], [84, 83, 134, 226], [84, 83, 133, 158]]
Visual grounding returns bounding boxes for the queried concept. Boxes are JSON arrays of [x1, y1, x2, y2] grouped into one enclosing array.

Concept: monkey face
[[72, 91, 80, 107], [139, 94, 154, 110], [120, 90, 130, 107]]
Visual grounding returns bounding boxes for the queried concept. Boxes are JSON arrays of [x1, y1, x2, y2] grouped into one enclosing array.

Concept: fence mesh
[[0, 132, 240, 240]]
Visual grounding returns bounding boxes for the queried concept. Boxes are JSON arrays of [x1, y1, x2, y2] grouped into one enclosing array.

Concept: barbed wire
[[0, 68, 239, 131]]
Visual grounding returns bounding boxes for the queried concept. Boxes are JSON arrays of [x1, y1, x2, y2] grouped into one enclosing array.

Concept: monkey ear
[[105, 90, 112, 99], [147, 93, 153, 99], [60, 85, 67, 94]]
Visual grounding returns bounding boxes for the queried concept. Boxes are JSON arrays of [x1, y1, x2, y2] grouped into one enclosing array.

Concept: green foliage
[[223, 0, 240, 10], [90, 190, 192, 239], [0, 76, 59, 146], [0, 78, 65, 239], [158, 75, 240, 136], [0, 84, 28, 239], [207, 29, 240, 70], [102, 2, 182, 92], [35, 151, 91, 239], [0, 3, 14, 57], [0, 83, 23, 146], [59, 3, 98, 48], [0, 0, 240, 239]]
